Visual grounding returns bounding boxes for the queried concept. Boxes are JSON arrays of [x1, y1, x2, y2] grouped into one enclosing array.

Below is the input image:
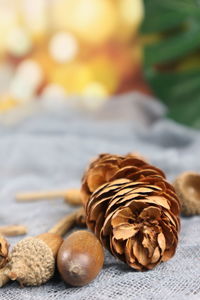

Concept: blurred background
[[1, 2, 200, 299], [0, 0, 200, 128]]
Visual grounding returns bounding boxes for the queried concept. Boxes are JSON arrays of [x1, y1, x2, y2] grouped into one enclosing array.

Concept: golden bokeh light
[[0, 0, 145, 111], [52, 0, 118, 45]]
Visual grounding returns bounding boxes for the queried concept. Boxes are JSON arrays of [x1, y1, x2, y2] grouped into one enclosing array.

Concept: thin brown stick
[[16, 188, 82, 206], [16, 190, 68, 202], [0, 225, 27, 237], [48, 207, 85, 237]]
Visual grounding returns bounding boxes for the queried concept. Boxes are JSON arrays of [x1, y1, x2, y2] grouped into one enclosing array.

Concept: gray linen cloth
[[0, 93, 199, 300]]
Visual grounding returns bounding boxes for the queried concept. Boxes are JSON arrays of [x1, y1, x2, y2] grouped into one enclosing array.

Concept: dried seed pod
[[5, 233, 63, 287], [82, 153, 181, 271], [57, 230, 104, 286], [0, 236, 9, 269], [174, 171, 200, 215]]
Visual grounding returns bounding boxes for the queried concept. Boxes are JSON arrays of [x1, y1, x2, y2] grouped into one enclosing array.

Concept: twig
[[48, 207, 85, 236], [0, 225, 27, 237], [16, 188, 82, 206]]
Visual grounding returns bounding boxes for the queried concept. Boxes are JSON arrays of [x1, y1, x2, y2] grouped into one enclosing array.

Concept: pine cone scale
[[113, 224, 139, 240], [157, 232, 166, 253], [113, 238, 124, 256]]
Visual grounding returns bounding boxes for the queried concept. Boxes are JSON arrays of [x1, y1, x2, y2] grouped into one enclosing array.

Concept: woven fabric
[[0, 93, 199, 299]]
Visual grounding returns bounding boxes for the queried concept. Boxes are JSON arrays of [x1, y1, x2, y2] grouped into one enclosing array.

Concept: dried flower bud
[[0, 236, 9, 269]]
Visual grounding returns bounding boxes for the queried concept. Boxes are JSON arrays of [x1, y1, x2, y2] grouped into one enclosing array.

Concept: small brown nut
[[174, 171, 200, 215], [57, 230, 104, 286]]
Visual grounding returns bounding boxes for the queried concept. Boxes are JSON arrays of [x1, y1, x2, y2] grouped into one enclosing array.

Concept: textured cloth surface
[[0, 93, 199, 300]]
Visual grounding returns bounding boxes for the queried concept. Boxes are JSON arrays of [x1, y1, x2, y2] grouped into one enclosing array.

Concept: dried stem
[[16, 188, 82, 206], [49, 207, 85, 237], [0, 225, 27, 237]]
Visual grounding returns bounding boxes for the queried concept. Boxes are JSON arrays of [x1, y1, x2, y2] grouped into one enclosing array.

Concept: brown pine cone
[[81, 153, 165, 206], [82, 153, 180, 270]]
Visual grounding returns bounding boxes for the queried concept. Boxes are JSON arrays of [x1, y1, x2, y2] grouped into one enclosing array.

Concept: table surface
[[0, 93, 199, 300]]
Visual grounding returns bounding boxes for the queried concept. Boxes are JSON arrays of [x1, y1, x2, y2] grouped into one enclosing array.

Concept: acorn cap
[[5, 234, 62, 286], [174, 171, 200, 216]]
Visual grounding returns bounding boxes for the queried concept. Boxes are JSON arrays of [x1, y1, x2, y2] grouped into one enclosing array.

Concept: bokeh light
[[0, 0, 146, 111]]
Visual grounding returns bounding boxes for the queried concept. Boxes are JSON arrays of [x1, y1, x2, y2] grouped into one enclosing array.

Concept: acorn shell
[[57, 230, 104, 286]]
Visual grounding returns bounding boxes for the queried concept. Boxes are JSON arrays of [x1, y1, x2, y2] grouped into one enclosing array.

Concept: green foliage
[[141, 0, 200, 128]]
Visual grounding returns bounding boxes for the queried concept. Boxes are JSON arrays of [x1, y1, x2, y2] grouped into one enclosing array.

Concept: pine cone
[[82, 153, 180, 270]]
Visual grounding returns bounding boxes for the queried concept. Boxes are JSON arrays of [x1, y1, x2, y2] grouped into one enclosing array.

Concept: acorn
[[57, 230, 104, 286], [174, 171, 200, 216]]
